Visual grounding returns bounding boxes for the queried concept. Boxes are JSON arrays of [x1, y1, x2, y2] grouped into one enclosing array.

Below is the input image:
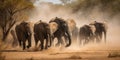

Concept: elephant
[[79, 25, 95, 45], [49, 17, 71, 47], [72, 26, 79, 44], [66, 19, 79, 45], [15, 21, 32, 50], [34, 20, 50, 50], [89, 21, 108, 43]]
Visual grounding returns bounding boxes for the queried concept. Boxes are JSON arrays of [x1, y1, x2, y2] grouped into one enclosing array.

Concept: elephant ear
[[46, 25, 50, 29], [26, 23, 29, 27], [66, 19, 76, 32], [89, 25, 96, 34], [26, 23, 31, 36], [49, 22, 58, 35], [102, 22, 108, 31], [49, 18, 56, 23]]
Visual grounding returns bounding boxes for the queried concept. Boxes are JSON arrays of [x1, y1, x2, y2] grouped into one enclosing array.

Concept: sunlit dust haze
[[21, 0, 120, 52]]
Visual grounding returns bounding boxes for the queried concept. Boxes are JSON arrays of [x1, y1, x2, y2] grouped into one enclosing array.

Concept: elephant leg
[[34, 34, 39, 47], [99, 32, 102, 40], [103, 30, 106, 43], [27, 37, 31, 49], [79, 34, 83, 45], [64, 34, 68, 45], [83, 39, 86, 45], [40, 39, 44, 51], [83, 36, 88, 45], [23, 41, 26, 50], [18, 40, 22, 47], [49, 36, 54, 47], [45, 38, 48, 49], [56, 37, 61, 47], [35, 40, 38, 47], [96, 34, 100, 43], [90, 35, 95, 43], [79, 37, 82, 45]]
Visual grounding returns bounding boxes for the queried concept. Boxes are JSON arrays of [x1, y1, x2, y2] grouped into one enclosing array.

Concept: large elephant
[[15, 21, 32, 50], [79, 25, 95, 45], [49, 17, 71, 47], [89, 21, 108, 43], [34, 20, 50, 50], [66, 19, 78, 45]]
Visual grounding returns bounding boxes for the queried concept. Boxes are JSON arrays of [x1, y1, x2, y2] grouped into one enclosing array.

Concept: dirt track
[[1, 47, 120, 60]]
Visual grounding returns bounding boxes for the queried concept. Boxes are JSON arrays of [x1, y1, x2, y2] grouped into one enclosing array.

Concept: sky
[[40, 0, 62, 4]]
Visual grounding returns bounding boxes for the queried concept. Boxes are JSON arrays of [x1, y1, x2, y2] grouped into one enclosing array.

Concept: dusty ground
[[1, 21, 120, 60], [1, 48, 120, 60]]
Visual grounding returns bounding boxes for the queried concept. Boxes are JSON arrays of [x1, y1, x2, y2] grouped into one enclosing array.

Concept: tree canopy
[[60, 0, 120, 15], [0, 0, 34, 41]]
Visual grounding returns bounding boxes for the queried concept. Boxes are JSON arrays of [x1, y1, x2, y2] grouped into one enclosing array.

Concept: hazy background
[[27, 0, 120, 51], [0, 0, 120, 51]]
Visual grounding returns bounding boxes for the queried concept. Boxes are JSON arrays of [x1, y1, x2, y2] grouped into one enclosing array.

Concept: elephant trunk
[[104, 30, 106, 43], [27, 26, 32, 48], [48, 28, 53, 47], [49, 34, 52, 47], [65, 31, 71, 47]]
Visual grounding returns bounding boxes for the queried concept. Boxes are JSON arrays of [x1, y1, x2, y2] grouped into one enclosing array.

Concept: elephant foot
[[40, 46, 44, 51], [23, 48, 26, 50], [40, 48, 43, 51], [48, 44, 51, 47], [27, 45, 30, 49], [48, 45, 50, 47], [65, 44, 70, 47], [45, 47, 48, 50]]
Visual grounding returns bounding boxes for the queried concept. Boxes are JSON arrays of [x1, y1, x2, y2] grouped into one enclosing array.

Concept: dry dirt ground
[[1, 46, 120, 60], [1, 22, 120, 60]]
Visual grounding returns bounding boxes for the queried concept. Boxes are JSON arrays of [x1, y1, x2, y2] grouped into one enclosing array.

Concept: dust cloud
[[25, 0, 120, 52], [2, 0, 119, 52]]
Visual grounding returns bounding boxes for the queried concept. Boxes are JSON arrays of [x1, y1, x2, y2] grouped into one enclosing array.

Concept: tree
[[60, 0, 72, 5], [0, 0, 34, 41]]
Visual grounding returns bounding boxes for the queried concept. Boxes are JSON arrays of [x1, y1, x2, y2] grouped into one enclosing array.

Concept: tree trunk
[[2, 29, 10, 42], [2, 21, 15, 42]]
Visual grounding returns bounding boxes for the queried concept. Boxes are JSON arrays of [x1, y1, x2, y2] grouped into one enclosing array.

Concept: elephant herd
[[79, 21, 107, 45], [13, 17, 108, 50]]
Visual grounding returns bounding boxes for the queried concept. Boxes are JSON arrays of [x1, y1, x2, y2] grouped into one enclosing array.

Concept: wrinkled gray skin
[[34, 21, 51, 50], [90, 21, 107, 43], [15, 21, 32, 50], [49, 17, 71, 47], [79, 25, 94, 45]]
